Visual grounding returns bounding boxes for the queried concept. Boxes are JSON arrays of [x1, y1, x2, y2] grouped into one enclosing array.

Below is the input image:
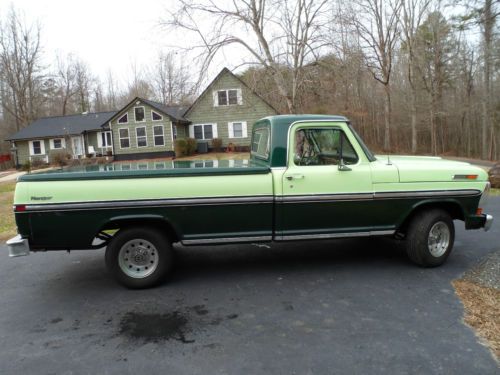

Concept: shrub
[[50, 151, 70, 167], [175, 139, 188, 157], [186, 138, 197, 156], [21, 161, 31, 172], [31, 157, 46, 169], [211, 138, 223, 152]]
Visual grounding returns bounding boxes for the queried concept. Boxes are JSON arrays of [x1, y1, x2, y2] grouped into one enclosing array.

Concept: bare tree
[[0, 6, 43, 130], [349, 0, 402, 150], [55, 53, 78, 115], [401, 0, 431, 153], [150, 51, 192, 104], [165, 0, 330, 113]]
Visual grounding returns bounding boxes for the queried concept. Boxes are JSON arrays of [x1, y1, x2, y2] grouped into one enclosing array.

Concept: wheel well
[[98, 218, 180, 244], [397, 201, 464, 237]]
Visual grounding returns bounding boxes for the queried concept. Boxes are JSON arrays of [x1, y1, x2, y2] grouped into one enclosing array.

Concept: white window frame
[[189, 123, 218, 140], [134, 106, 146, 122], [151, 110, 163, 121], [118, 128, 131, 149], [213, 88, 242, 106], [117, 113, 128, 124], [135, 126, 148, 148], [29, 140, 46, 155], [228, 121, 248, 139], [153, 125, 165, 147], [97, 131, 112, 148], [49, 138, 66, 150]]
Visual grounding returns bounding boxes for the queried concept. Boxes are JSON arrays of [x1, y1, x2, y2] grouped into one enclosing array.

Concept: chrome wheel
[[118, 239, 158, 278], [427, 221, 450, 257]]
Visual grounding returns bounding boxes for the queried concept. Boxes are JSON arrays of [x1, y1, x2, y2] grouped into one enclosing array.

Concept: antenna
[[387, 155, 392, 165]]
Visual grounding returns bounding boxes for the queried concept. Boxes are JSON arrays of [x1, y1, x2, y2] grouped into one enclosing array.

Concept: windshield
[[348, 124, 376, 161]]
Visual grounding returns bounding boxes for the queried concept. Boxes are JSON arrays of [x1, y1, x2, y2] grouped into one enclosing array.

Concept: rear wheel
[[105, 227, 173, 288], [405, 209, 455, 267]]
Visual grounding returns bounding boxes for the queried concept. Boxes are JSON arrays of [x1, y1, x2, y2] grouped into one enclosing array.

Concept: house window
[[172, 124, 177, 139], [118, 113, 128, 124], [32, 140, 43, 155], [153, 125, 164, 146], [152, 111, 163, 121], [215, 89, 240, 106], [136, 127, 147, 147], [119, 128, 130, 148], [134, 107, 145, 122], [191, 124, 216, 140], [50, 138, 64, 149], [228, 121, 248, 138], [99, 131, 112, 147]]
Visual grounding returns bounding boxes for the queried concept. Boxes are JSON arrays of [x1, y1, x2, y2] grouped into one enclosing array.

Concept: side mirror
[[338, 159, 352, 171]]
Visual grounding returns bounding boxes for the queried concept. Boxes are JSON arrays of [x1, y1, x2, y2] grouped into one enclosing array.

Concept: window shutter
[[237, 89, 243, 105], [188, 125, 194, 138], [212, 123, 218, 138], [212, 91, 219, 107], [49, 139, 54, 149], [97, 132, 103, 148], [228, 122, 234, 138], [61, 138, 66, 148], [242, 121, 248, 138], [29, 141, 34, 155], [40, 140, 46, 154]]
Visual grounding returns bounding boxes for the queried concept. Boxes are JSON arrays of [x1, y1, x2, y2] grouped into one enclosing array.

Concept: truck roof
[[253, 114, 350, 168]]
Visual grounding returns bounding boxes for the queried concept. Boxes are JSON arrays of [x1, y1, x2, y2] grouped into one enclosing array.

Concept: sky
[[0, 0, 236, 89]]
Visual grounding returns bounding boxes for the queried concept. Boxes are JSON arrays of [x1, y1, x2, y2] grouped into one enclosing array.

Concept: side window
[[294, 128, 358, 166], [251, 127, 270, 159]]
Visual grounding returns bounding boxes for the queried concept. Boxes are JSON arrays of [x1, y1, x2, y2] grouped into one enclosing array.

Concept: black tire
[[105, 227, 173, 289], [405, 209, 455, 267]]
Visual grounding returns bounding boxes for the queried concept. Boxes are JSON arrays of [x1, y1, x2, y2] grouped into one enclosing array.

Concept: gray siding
[[109, 101, 174, 156], [186, 70, 277, 147]]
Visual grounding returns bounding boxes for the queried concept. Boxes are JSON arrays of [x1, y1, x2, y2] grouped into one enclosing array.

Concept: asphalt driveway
[[0, 199, 499, 374]]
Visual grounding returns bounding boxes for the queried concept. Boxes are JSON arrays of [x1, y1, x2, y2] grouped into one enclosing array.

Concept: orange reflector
[[466, 175, 478, 180], [476, 208, 483, 215], [14, 205, 26, 212]]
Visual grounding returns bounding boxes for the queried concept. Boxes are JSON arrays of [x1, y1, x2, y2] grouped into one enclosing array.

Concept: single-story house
[[5, 67, 278, 166]]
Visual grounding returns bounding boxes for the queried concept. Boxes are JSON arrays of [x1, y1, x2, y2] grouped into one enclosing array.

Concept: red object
[[0, 154, 11, 162], [14, 205, 26, 212]]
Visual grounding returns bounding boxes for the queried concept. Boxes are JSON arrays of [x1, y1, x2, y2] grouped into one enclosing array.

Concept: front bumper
[[466, 214, 494, 231], [484, 214, 494, 232], [6, 235, 31, 257]]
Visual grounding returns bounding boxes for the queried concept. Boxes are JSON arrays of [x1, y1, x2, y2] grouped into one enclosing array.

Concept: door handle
[[286, 174, 305, 181]]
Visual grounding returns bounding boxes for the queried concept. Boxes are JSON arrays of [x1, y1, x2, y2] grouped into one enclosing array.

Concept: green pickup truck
[[7, 115, 493, 288]]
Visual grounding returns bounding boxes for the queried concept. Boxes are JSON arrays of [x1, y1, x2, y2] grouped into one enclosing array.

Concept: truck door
[[279, 122, 379, 240]]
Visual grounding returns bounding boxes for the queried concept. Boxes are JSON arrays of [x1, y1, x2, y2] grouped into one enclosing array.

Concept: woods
[[0, 1, 499, 159]]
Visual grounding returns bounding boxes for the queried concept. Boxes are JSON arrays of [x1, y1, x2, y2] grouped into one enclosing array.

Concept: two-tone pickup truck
[[7, 115, 493, 288]]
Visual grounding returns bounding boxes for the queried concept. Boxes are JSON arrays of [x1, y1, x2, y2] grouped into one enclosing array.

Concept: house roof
[[183, 67, 279, 117], [5, 111, 117, 141], [141, 98, 190, 123], [106, 97, 190, 125]]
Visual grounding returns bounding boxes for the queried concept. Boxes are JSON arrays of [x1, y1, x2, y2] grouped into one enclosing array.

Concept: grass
[[0, 181, 16, 242], [453, 280, 500, 360], [490, 188, 500, 196]]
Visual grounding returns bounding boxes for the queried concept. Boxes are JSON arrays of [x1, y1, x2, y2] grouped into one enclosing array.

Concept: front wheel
[[105, 227, 173, 288], [405, 209, 455, 267]]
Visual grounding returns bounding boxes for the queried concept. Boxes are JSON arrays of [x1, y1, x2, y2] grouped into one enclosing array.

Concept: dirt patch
[[453, 250, 500, 360]]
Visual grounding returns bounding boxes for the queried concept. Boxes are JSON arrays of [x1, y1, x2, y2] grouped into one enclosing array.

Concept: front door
[[279, 123, 375, 240], [71, 136, 83, 157]]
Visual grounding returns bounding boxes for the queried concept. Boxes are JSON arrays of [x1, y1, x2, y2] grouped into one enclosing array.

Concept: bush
[[21, 161, 31, 172], [186, 138, 197, 156], [50, 151, 70, 167], [31, 157, 46, 169], [175, 139, 188, 157], [211, 138, 223, 152]]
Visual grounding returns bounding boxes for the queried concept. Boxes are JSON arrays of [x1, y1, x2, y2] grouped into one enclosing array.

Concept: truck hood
[[375, 155, 489, 182]]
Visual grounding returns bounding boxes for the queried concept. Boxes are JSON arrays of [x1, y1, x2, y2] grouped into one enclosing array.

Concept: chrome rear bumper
[[484, 214, 493, 232], [6, 235, 30, 257]]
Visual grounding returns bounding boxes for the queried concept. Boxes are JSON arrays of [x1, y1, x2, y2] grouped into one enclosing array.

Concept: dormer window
[[215, 89, 241, 106], [134, 107, 145, 122], [152, 111, 163, 121], [118, 113, 128, 124]]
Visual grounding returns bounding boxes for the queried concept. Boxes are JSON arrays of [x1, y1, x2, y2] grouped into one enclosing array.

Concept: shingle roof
[[5, 111, 117, 141], [140, 98, 190, 122]]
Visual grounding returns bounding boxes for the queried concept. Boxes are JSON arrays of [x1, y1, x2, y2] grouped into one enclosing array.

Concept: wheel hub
[[118, 239, 158, 278], [427, 221, 450, 257]]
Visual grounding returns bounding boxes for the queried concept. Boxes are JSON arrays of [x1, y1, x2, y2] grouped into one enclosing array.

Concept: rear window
[[251, 127, 270, 160]]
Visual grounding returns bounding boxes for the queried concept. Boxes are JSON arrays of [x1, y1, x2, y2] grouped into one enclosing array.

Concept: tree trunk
[[383, 83, 391, 151], [410, 89, 417, 154]]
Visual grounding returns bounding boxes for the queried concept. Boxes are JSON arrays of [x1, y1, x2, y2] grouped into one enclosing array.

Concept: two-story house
[[5, 68, 278, 165]]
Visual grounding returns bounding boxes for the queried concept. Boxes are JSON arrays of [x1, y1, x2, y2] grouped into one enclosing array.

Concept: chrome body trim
[[484, 214, 493, 232], [6, 235, 31, 257], [182, 236, 272, 245], [23, 195, 275, 212], [277, 230, 395, 241]]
